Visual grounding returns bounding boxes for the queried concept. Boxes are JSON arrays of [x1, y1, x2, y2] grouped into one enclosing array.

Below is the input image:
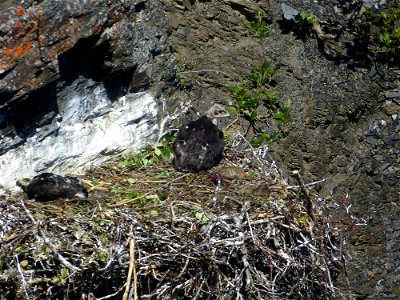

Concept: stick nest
[[0, 134, 344, 299]]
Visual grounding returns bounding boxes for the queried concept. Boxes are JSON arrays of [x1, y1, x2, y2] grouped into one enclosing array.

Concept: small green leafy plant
[[109, 187, 160, 205], [51, 267, 69, 286], [228, 85, 261, 122], [358, 6, 400, 60], [195, 211, 215, 224], [228, 13, 292, 147], [245, 10, 269, 39], [375, 8, 400, 54], [178, 71, 189, 89], [273, 100, 292, 124], [250, 61, 274, 87], [119, 135, 175, 169], [110, 187, 142, 200], [90, 178, 100, 186], [250, 132, 280, 147], [297, 11, 315, 33]]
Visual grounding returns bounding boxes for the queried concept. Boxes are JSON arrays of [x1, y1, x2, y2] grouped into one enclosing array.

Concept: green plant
[[228, 10, 292, 147], [178, 71, 189, 89], [119, 135, 175, 169], [228, 82, 291, 147], [228, 87, 281, 121], [245, 10, 269, 39], [250, 132, 280, 147], [195, 211, 215, 224], [250, 61, 274, 87], [228, 85, 261, 122], [109, 187, 160, 205], [358, 6, 400, 59], [376, 8, 400, 54], [91, 178, 100, 186], [119, 152, 150, 168], [297, 11, 315, 33], [228, 68, 291, 146], [110, 187, 141, 199], [273, 100, 292, 124], [153, 170, 170, 179], [51, 267, 69, 286], [263, 90, 280, 110]]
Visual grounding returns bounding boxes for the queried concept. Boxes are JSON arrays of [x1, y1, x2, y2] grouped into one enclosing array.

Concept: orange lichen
[[72, 21, 80, 32], [16, 6, 26, 17], [55, 38, 74, 53], [30, 77, 39, 90], [15, 20, 23, 30], [8, 10, 40, 43], [0, 41, 32, 63]]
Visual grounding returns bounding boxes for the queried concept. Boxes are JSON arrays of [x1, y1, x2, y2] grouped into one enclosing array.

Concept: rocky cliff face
[[1, 0, 399, 298], [161, 0, 400, 298], [0, 0, 176, 191]]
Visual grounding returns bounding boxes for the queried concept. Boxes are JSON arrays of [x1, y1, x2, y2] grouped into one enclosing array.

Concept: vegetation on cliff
[[0, 1, 398, 299], [0, 134, 350, 299]]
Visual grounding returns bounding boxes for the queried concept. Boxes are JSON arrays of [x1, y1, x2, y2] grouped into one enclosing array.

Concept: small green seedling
[[358, 6, 400, 59], [195, 211, 215, 224], [250, 132, 280, 147], [297, 11, 315, 33], [245, 10, 269, 39], [250, 61, 274, 87], [273, 100, 292, 124]]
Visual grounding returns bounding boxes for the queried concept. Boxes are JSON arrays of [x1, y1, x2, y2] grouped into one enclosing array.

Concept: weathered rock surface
[[161, 0, 400, 298], [0, 0, 173, 104], [0, 0, 176, 191], [1, 0, 399, 298]]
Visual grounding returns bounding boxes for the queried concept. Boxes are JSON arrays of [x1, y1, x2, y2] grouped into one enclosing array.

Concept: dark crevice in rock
[[0, 66, 14, 82], [57, 34, 138, 101], [0, 81, 58, 155], [134, 1, 146, 13], [229, 2, 258, 20], [0, 88, 18, 108], [58, 34, 110, 84], [129, 70, 150, 93], [13, 82, 58, 138], [103, 66, 138, 100]]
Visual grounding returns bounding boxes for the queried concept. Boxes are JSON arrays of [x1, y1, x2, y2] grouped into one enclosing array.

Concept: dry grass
[[0, 134, 345, 299]]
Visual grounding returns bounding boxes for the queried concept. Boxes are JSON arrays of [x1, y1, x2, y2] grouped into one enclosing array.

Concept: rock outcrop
[[0, 0, 176, 192], [0, 0, 399, 298], [161, 0, 400, 298]]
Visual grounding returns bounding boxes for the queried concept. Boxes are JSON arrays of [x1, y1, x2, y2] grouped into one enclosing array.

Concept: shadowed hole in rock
[[13, 82, 58, 139], [58, 35, 137, 101], [134, 1, 146, 13]]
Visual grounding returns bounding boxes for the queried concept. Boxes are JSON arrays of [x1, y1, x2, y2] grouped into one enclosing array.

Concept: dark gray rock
[[0, 0, 176, 191], [161, 0, 400, 298]]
